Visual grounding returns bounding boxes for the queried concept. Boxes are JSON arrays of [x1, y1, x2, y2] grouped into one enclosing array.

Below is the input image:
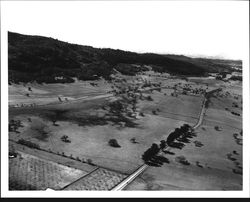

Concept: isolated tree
[[52, 119, 59, 126], [108, 139, 121, 148], [139, 112, 145, 117], [214, 126, 220, 131], [58, 96, 62, 102], [152, 110, 157, 115], [146, 95, 153, 101], [130, 137, 138, 144], [61, 135, 70, 142]]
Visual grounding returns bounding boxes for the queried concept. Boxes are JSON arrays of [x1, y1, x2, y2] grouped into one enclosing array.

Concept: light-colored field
[[64, 168, 127, 190], [9, 151, 87, 190], [125, 160, 241, 190], [9, 80, 112, 106], [138, 90, 203, 124], [203, 91, 242, 130]]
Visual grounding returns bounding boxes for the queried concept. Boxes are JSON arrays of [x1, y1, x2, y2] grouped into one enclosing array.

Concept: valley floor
[[8, 73, 242, 190]]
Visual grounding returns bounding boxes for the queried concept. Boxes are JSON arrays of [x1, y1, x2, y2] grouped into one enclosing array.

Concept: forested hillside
[[8, 32, 240, 84]]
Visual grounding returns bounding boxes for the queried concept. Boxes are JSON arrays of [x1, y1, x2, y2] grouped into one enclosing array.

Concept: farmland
[[8, 32, 243, 191], [125, 79, 242, 190], [9, 71, 242, 190], [9, 151, 87, 190]]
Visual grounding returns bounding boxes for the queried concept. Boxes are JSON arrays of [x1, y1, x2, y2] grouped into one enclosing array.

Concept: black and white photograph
[[1, 0, 249, 198]]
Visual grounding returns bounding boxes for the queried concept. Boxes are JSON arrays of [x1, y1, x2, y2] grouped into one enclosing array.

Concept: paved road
[[111, 164, 148, 191], [193, 97, 207, 129], [111, 91, 211, 191]]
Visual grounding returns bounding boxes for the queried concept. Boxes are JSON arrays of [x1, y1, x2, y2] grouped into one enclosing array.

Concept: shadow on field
[[42, 109, 138, 128], [145, 155, 170, 167]]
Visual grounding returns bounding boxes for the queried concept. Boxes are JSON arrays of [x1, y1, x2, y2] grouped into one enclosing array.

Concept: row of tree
[[166, 124, 191, 145], [142, 124, 194, 165]]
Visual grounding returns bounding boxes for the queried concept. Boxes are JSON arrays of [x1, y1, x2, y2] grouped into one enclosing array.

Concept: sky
[[1, 1, 249, 60]]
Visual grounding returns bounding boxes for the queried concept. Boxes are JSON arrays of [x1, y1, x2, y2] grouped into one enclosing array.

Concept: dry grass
[[64, 168, 127, 190], [126, 82, 242, 190], [9, 80, 112, 106], [9, 152, 87, 190]]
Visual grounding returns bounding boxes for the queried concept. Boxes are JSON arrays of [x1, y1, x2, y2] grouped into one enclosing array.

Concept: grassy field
[[125, 121, 242, 190], [8, 72, 242, 190], [125, 80, 242, 190], [125, 160, 242, 190], [9, 75, 202, 174], [9, 113, 189, 173], [9, 79, 112, 107], [138, 90, 203, 124]]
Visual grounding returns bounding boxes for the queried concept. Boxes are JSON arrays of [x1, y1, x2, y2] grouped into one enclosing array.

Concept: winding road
[[111, 90, 213, 191]]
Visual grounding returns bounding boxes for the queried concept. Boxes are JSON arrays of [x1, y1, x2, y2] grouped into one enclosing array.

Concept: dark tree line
[[142, 124, 194, 166], [166, 124, 191, 145], [17, 139, 40, 149]]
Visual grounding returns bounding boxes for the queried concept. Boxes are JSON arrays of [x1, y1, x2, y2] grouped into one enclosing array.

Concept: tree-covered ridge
[[8, 32, 240, 84]]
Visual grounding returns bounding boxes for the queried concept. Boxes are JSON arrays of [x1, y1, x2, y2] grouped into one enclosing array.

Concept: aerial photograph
[[1, 0, 249, 197]]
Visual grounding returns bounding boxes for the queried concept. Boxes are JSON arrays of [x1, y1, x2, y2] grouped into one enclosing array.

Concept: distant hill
[[165, 54, 242, 73], [8, 32, 241, 84]]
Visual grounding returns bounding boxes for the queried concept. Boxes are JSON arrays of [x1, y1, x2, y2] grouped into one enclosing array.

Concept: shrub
[[214, 126, 221, 131], [146, 95, 153, 101], [175, 156, 190, 165], [139, 112, 145, 117], [108, 139, 121, 148], [17, 139, 40, 149], [61, 135, 71, 143], [152, 110, 157, 115], [87, 159, 93, 165], [231, 111, 240, 116]]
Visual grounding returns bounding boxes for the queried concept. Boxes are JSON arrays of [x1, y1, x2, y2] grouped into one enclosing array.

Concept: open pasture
[[9, 112, 190, 173], [125, 116, 242, 190], [9, 79, 111, 106], [138, 90, 203, 124], [8, 71, 242, 191]]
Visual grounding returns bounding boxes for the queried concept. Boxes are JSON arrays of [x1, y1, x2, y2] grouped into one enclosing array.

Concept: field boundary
[[60, 167, 100, 190]]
